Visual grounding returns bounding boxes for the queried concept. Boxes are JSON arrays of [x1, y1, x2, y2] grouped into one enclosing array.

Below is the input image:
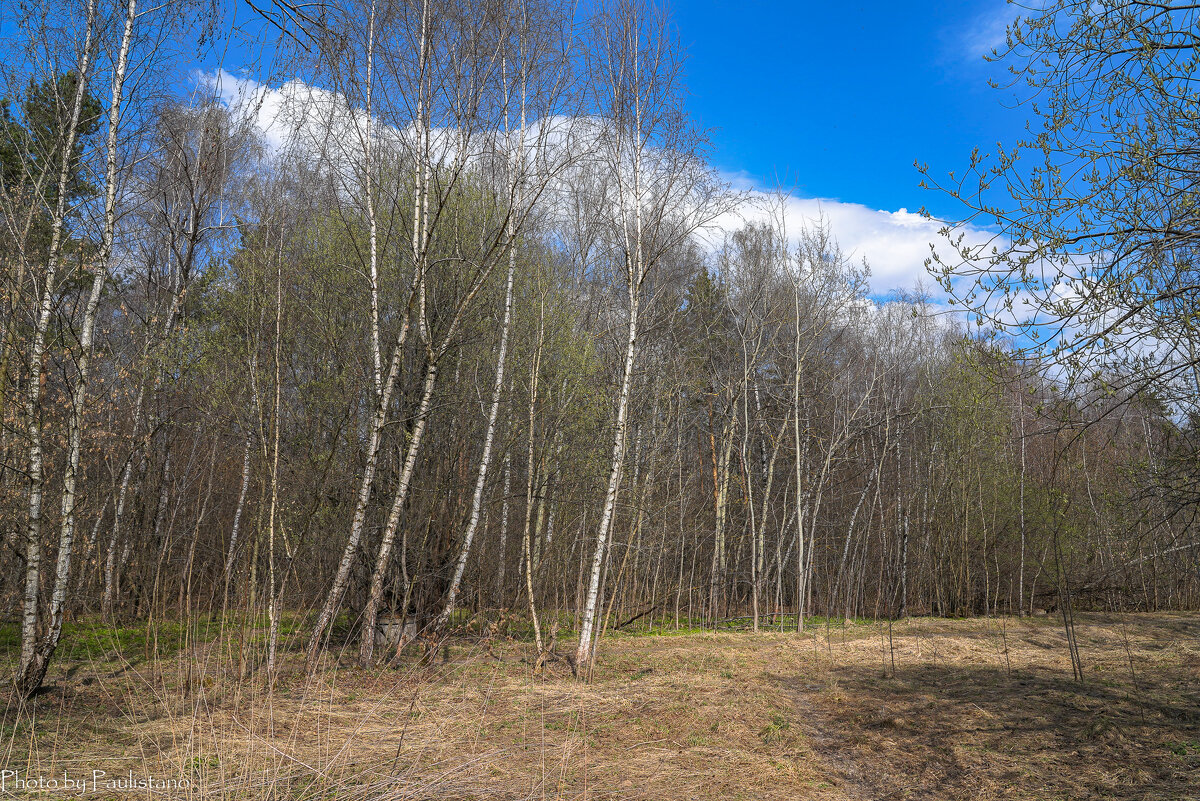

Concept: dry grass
[[792, 613, 1200, 800], [3, 614, 1198, 799]]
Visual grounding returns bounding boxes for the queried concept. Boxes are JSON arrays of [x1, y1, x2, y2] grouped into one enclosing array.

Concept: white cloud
[[204, 69, 299, 153], [961, 6, 1013, 60], [953, 1, 1055, 63], [711, 171, 991, 298], [206, 71, 992, 302]]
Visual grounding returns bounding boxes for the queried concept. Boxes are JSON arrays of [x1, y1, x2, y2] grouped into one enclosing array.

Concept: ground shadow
[[786, 657, 1200, 800]]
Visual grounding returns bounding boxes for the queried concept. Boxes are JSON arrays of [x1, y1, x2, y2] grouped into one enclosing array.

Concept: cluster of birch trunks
[[3, 0, 1199, 698]]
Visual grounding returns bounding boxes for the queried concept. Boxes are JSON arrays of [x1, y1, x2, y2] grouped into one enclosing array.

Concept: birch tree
[[16, 0, 143, 697], [573, 0, 728, 675], [12, 0, 102, 695]]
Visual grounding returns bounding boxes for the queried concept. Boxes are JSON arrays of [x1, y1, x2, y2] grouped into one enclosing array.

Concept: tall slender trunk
[[498, 450, 511, 601], [365, 0, 382, 402], [432, 39, 528, 635], [708, 412, 734, 624], [521, 301, 545, 654], [793, 421, 808, 629], [18, 0, 134, 697], [310, 0, 430, 672], [574, 285, 638, 674], [265, 243, 284, 678], [792, 301, 807, 632], [304, 316, 411, 670], [895, 427, 908, 618], [17, 0, 99, 684], [1018, 395, 1027, 615], [358, 358, 438, 665], [432, 221, 517, 634], [223, 430, 254, 606], [752, 412, 787, 629]]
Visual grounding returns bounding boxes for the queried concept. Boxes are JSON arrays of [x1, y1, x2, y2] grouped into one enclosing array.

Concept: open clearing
[[3, 614, 1199, 800]]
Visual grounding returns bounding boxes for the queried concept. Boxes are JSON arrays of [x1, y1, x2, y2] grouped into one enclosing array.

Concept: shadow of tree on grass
[[788, 657, 1200, 800]]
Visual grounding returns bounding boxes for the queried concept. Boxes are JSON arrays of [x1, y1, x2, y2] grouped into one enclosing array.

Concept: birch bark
[[18, 0, 136, 697], [17, 0, 99, 683]]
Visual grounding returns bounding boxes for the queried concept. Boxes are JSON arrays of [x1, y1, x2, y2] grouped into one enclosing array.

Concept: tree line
[[3, 0, 1199, 698]]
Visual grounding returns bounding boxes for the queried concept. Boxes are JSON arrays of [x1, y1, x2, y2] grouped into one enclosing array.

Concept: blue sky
[[672, 0, 1026, 219], [662, 0, 1038, 296]]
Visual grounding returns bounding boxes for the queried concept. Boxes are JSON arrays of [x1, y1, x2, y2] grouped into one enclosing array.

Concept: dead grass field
[[3, 613, 1199, 800]]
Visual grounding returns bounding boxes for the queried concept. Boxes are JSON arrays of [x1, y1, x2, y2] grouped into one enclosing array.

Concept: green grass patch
[[0, 611, 320, 664]]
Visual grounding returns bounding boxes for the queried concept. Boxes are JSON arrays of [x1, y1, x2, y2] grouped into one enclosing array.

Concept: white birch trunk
[[17, 0, 99, 682], [364, 0, 382, 400], [223, 430, 254, 593], [358, 358, 438, 665], [521, 300, 545, 654], [432, 235, 516, 633], [304, 319, 411, 669], [574, 285, 638, 674], [499, 450, 511, 599], [432, 35, 528, 634], [18, 0, 134, 697]]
